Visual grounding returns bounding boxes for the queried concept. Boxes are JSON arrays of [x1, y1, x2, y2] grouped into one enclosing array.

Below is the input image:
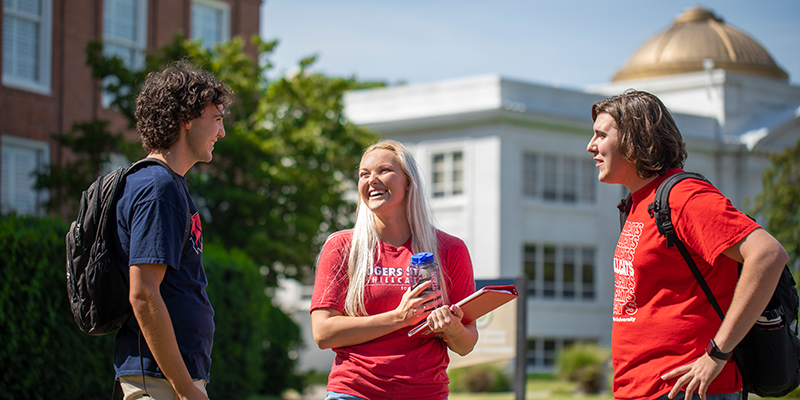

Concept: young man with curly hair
[[113, 62, 233, 400], [587, 90, 788, 400]]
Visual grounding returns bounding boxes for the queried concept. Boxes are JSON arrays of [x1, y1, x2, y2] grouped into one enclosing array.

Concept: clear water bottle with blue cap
[[410, 252, 441, 293]]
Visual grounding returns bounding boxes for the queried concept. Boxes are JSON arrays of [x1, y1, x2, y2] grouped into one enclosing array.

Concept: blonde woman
[[311, 140, 478, 400]]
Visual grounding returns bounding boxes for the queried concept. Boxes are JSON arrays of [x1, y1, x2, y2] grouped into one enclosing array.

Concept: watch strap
[[706, 339, 732, 361]]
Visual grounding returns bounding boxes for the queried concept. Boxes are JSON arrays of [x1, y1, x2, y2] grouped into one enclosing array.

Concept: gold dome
[[612, 6, 788, 82]]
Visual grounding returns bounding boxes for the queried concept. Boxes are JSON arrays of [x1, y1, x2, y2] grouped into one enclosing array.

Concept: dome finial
[[674, 6, 723, 24]]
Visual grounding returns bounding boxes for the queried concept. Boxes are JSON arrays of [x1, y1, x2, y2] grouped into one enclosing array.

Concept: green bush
[[556, 342, 610, 394], [0, 214, 304, 399], [449, 364, 511, 393], [203, 243, 305, 398], [0, 214, 115, 399]]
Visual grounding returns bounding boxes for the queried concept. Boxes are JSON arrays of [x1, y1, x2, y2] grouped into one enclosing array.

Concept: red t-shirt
[[310, 229, 476, 400], [612, 169, 760, 400]]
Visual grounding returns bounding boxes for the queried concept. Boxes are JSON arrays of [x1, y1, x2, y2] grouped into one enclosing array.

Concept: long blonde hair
[[344, 140, 448, 316]]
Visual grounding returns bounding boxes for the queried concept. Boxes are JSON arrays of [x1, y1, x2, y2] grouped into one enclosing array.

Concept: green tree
[[32, 34, 381, 397], [749, 139, 800, 271], [34, 120, 140, 213], [40, 34, 380, 284]]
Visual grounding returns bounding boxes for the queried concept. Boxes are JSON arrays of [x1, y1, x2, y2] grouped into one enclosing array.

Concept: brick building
[[1, 0, 261, 215]]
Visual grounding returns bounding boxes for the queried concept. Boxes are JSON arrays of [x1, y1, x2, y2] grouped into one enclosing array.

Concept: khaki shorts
[[119, 375, 208, 400]]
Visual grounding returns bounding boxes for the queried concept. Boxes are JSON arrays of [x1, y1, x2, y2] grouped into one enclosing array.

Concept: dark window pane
[[523, 153, 537, 197], [582, 248, 595, 300], [543, 155, 557, 201], [563, 247, 575, 299], [544, 245, 556, 298], [582, 159, 596, 202], [524, 244, 537, 297], [563, 158, 577, 203]]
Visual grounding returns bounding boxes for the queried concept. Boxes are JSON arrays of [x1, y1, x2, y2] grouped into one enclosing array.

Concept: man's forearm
[[715, 232, 788, 352], [132, 293, 198, 394], [129, 263, 203, 398]]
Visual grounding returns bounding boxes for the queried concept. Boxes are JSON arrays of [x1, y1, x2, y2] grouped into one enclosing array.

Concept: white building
[[278, 6, 800, 373]]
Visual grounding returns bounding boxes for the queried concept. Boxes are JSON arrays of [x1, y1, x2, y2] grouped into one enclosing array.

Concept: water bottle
[[409, 252, 441, 293]]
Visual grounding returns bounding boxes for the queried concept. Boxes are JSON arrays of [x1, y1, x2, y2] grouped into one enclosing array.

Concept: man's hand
[[175, 383, 209, 400], [661, 353, 726, 400]]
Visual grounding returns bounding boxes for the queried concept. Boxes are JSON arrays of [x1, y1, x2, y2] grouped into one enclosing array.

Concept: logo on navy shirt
[[190, 213, 202, 254]]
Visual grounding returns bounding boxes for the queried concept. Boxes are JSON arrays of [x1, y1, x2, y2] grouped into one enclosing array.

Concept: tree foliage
[[39, 34, 381, 284], [750, 139, 800, 270]]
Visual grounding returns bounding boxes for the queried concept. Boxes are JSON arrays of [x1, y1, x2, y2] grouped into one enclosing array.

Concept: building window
[[526, 337, 598, 372], [102, 0, 147, 106], [524, 243, 595, 301], [192, 0, 230, 50], [2, 0, 53, 94], [432, 150, 464, 198], [1, 135, 49, 215], [523, 152, 596, 204]]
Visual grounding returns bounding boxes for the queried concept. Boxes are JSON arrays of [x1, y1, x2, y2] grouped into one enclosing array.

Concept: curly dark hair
[[134, 61, 234, 152], [591, 89, 687, 179]]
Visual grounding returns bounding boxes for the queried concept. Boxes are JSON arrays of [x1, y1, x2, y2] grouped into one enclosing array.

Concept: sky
[[260, 0, 800, 90]]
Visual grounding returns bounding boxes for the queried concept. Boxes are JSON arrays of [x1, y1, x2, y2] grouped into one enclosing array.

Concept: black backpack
[[619, 171, 800, 398], [66, 158, 189, 335]]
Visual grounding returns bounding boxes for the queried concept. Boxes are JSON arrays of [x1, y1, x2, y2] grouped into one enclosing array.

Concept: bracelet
[[443, 328, 465, 343]]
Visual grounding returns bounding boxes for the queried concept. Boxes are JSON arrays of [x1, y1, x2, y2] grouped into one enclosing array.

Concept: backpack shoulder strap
[[649, 171, 725, 321], [617, 193, 632, 231], [648, 172, 709, 247]]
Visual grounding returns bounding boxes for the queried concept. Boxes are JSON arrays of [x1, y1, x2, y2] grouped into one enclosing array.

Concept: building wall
[[370, 106, 619, 371], [1, 0, 261, 215], [333, 72, 799, 373]]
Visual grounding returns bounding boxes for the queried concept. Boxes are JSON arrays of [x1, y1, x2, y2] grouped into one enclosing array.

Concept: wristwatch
[[706, 339, 732, 361]]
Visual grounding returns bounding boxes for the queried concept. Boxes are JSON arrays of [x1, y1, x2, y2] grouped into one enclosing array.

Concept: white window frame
[[191, 0, 231, 50], [524, 243, 596, 301], [1, 134, 50, 215], [102, 0, 148, 107], [2, 0, 53, 95], [523, 152, 596, 204], [431, 150, 464, 199]]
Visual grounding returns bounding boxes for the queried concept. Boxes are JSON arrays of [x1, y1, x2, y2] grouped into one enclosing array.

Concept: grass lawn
[[271, 374, 797, 400], [274, 374, 615, 400], [449, 375, 613, 400]]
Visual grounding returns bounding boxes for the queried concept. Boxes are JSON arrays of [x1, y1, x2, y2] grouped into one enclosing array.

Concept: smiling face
[[587, 112, 639, 190], [185, 103, 226, 163], [358, 148, 409, 218]]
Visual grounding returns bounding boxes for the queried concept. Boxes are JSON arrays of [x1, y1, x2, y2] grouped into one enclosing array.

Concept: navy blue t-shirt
[[114, 163, 215, 381]]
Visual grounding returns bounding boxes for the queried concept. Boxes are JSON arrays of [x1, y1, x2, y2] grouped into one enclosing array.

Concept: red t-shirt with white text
[[612, 169, 760, 400], [310, 229, 475, 400]]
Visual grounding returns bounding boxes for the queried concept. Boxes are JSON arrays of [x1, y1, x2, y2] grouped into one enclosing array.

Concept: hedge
[[0, 213, 303, 399], [0, 214, 114, 399]]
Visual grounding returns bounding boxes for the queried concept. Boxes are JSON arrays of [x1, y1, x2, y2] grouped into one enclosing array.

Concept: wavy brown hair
[[591, 89, 687, 178], [134, 61, 234, 152]]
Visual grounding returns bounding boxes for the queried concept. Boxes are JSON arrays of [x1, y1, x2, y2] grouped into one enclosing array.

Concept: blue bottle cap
[[411, 252, 434, 264]]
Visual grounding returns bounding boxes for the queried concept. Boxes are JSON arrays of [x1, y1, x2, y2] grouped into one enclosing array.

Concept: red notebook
[[407, 284, 518, 336]]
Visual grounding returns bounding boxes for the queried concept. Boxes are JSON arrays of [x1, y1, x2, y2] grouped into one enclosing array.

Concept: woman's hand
[[426, 304, 465, 337], [395, 281, 444, 327], [425, 304, 479, 356]]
